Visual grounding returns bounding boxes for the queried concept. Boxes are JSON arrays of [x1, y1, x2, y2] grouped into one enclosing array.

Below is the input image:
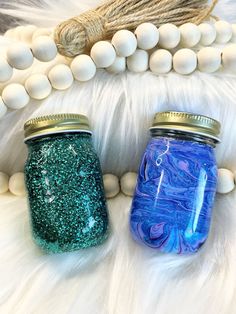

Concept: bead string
[[4, 25, 52, 43], [54, 0, 218, 57], [0, 169, 235, 198], [0, 21, 236, 118], [3, 20, 236, 73]]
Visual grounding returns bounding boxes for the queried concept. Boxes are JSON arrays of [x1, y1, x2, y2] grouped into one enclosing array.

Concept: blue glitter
[[130, 137, 218, 254], [24, 133, 109, 254]]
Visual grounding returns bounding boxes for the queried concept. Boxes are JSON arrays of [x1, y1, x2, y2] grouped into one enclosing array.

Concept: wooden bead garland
[[7, 43, 34, 70], [222, 44, 236, 72], [179, 23, 201, 48], [4, 28, 16, 40], [127, 49, 149, 73], [135, 23, 159, 50], [0, 172, 26, 196], [31, 36, 58, 62], [198, 23, 216, 46], [5, 25, 37, 43], [9, 172, 26, 196], [103, 174, 120, 199], [2, 83, 30, 110], [90, 41, 116, 68], [120, 172, 137, 197], [111, 30, 137, 57], [173, 49, 197, 75], [217, 168, 235, 194], [197, 47, 221, 73], [0, 57, 13, 82], [4, 25, 52, 44], [32, 28, 53, 41], [70, 54, 96, 82], [2, 169, 235, 197], [1, 18, 236, 202], [158, 23, 180, 49], [48, 64, 74, 90], [1, 43, 236, 117], [1, 20, 236, 84], [106, 56, 126, 73], [25, 74, 52, 100], [215, 21, 233, 44], [0, 35, 57, 84], [1, 21, 236, 117], [149, 49, 172, 74], [54, 0, 217, 58], [18, 25, 38, 43]]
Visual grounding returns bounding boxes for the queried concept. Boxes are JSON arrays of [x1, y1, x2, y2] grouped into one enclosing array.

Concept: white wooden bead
[[222, 44, 236, 72], [9, 172, 26, 196], [217, 168, 235, 194], [197, 47, 221, 73], [11, 26, 25, 40], [158, 23, 180, 49], [127, 49, 149, 72], [198, 23, 216, 46], [32, 36, 57, 62], [112, 30, 137, 57], [150, 49, 172, 74], [25, 74, 52, 100], [215, 21, 232, 44], [103, 174, 120, 199], [0, 172, 9, 194], [48, 64, 74, 90], [10, 25, 34, 42], [70, 54, 96, 82], [32, 28, 52, 40], [20, 25, 37, 42], [232, 24, 236, 42], [179, 23, 201, 48], [135, 23, 159, 50], [106, 56, 126, 73], [173, 49, 197, 75], [4, 28, 16, 39], [120, 172, 137, 197], [0, 97, 7, 119], [90, 41, 116, 68], [2, 83, 30, 110], [7, 43, 34, 70], [53, 54, 71, 66], [0, 57, 13, 82]]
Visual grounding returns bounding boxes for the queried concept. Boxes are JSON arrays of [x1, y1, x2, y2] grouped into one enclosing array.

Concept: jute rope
[[54, 0, 218, 57]]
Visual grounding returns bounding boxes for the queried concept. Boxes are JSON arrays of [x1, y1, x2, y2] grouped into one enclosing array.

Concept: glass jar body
[[130, 135, 218, 254], [25, 132, 109, 253]]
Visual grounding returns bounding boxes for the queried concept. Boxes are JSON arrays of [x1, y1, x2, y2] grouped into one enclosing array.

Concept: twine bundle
[[54, 0, 218, 57]]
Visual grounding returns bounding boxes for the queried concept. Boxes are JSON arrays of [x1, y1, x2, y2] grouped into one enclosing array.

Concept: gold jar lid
[[24, 113, 91, 141], [150, 111, 221, 142]]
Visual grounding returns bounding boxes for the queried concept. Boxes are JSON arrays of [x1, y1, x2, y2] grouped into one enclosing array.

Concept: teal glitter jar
[[24, 114, 109, 253]]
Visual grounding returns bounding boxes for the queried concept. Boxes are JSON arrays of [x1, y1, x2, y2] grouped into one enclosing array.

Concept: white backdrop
[[0, 1, 236, 313]]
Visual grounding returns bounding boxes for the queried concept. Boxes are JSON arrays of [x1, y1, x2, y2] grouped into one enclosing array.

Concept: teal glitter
[[24, 132, 109, 254]]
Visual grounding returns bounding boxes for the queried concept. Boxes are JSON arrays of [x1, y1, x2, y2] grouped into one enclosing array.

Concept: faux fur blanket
[[0, 1, 236, 313]]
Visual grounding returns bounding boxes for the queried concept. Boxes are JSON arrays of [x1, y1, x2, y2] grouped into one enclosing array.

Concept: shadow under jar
[[24, 114, 109, 254], [130, 111, 221, 254]]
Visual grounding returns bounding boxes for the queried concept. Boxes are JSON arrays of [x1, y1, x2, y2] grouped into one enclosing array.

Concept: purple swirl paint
[[130, 137, 218, 254]]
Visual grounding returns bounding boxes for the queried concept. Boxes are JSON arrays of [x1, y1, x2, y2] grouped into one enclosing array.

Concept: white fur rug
[[0, 1, 236, 313]]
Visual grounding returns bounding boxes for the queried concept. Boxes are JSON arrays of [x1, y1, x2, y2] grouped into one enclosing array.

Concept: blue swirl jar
[[24, 114, 109, 254], [130, 111, 221, 254]]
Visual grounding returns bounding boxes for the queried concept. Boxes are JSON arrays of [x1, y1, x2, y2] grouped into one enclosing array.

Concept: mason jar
[[130, 111, 221, 254], [24, 114, 109, 253]]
